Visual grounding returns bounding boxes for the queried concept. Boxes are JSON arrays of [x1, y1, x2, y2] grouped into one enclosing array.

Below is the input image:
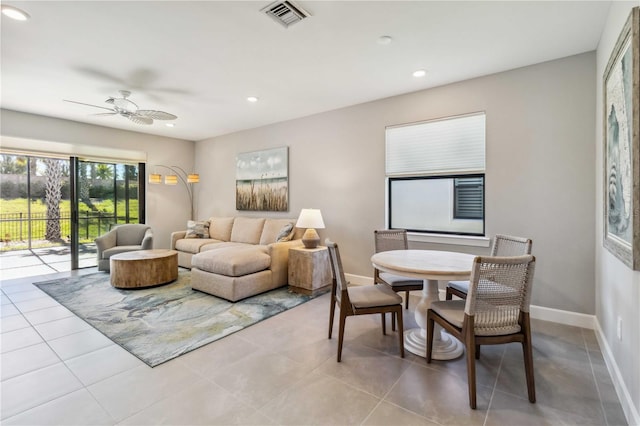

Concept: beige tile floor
[[0, 270, 629, 425]]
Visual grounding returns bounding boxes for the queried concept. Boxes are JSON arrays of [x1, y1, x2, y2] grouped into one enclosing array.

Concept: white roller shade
[[386, 112, 485, 175]]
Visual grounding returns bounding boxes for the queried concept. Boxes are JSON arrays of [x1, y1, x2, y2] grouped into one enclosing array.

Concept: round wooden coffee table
[[110, 249, 178, 289]]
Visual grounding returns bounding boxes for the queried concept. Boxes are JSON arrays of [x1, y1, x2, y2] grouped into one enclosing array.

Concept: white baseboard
[[528, 305, 596, 329], [345, 273, 373, 286], [594, 321, 640, 426]]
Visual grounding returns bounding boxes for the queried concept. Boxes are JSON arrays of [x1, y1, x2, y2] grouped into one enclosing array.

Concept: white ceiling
[[1, 1, 611, 142]]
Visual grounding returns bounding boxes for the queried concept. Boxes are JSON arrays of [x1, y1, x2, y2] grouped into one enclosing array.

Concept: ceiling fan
[[64, 90, 177, 125]]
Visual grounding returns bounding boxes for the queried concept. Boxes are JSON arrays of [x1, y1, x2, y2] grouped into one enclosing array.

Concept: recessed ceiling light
[[377, 35, 392, 45], [247, 96, 259, 103], [165, 123, 175, 127], [413, 69, 427, 78], [1, 5, 30, 21]]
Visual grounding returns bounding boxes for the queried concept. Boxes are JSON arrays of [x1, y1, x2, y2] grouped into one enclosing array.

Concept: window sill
[[407, 232, 491, 248]]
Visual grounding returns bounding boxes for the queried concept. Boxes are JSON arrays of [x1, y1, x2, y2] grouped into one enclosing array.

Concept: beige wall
[[0, 109, 195, 248], [195, 52, 596, 315], [595, 2, 640, 423]]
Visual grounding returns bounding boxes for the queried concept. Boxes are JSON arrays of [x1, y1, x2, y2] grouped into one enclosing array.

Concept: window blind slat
[[386, 113, 486, 175]]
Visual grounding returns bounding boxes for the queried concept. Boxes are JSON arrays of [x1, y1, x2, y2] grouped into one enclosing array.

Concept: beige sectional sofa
[[170, 217, 303, 301]]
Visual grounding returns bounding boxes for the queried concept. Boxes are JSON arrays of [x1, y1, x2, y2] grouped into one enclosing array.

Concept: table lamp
[[296, 209, 325, 248]]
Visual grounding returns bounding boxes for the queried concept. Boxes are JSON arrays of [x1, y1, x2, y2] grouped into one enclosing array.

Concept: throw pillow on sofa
[[185, 220, 210, 239], [259, 218, 296, 245], [276, 222, 294, 242]]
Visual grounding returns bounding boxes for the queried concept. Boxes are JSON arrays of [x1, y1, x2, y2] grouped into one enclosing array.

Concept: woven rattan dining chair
[[427, 255, 536, 409], [374, 230, 423, 310], [326, 239, 405, 362], [446, 234, 532, 300]]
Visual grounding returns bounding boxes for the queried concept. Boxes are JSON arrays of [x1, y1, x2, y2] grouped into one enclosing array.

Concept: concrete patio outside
[[0, 244, 97, 281]]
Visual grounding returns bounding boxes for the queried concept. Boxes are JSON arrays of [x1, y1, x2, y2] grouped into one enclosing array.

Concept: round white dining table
[[371, 249, 475, 360]]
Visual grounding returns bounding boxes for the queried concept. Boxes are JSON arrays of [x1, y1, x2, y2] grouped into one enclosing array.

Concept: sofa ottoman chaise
[[171, 216, 303, 301], [192, 245, 273, 301]]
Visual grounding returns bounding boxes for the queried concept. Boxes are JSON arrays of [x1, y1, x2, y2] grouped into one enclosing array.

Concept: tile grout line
[[482, 345, 506, 426], [359, 361, 438, 425], [5, 283, 118, 424]]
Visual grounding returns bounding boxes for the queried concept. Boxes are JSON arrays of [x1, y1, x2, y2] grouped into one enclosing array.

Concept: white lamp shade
[[296, 209, 325, 229]]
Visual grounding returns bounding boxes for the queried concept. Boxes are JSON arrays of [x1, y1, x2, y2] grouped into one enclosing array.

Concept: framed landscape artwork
[[603, 7, 640, 270], [236, 146, 288, 212]]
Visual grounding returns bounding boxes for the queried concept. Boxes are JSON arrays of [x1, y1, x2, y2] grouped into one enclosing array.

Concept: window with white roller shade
[[385, 112, 485, 236]]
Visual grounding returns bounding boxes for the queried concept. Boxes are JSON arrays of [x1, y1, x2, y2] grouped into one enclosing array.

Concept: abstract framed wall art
[[603, 7, 640, 270], [236, 146, 288, 211]]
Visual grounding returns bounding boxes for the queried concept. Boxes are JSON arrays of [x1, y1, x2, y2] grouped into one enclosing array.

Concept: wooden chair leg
[[522, 315, 536, 403], [328, 300, 336, 339], [464, 331, 477, 409], [475, 344, 481, 360], [466, 339, 477, 409], [396, 309, 405, 358], [392, 309, 396, 331], [445, 287, 453, 300], [381, 313, 387, 335], [337, 312, 346, 362], [522, 340, 536, 403], [405, 290, 410, 309], [426, 311, 434, 362]]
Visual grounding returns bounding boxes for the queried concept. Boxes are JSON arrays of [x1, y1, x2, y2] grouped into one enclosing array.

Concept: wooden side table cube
[[288, 246, 332, 295]]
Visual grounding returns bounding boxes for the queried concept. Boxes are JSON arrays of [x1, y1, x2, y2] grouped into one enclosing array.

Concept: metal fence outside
[[0, 211, 137, 248]]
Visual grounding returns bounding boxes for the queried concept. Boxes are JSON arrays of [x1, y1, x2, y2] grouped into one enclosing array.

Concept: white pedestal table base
[[405, 278, 464, 360]]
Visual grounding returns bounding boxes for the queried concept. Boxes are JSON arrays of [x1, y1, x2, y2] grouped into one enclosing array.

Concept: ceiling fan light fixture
[[1, 5, 30, 21], [113, 98, 137, 113], [64, 90, 176, 126]]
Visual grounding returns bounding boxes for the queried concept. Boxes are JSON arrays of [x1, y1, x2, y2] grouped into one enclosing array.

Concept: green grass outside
[[0, 198, 139, 251]]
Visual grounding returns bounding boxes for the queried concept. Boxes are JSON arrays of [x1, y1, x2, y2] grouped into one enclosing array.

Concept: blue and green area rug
[[34, 271, 312, 367]]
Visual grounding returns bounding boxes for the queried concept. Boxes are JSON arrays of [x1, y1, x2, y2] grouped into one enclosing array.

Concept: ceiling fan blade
[[91, 112, 118, 116], [64, 99, 115, 112], [128, 114, 153, 125], [137, 110, 177, 120]]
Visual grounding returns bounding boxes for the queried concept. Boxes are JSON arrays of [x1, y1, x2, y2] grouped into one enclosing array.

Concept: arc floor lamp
[[148, 165, 199, 220]]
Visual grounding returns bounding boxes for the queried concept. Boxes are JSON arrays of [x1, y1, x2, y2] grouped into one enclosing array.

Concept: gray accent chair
[[95, 224, 153, 271]]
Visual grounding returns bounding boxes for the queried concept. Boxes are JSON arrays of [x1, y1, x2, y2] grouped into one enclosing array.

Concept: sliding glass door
[[70, 158, 146, 269], [0, 154, 70, 253], [0, 153, 145, 275]]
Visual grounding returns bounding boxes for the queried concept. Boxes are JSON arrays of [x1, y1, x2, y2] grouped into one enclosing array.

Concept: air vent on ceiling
[[261, 1, 310, 28]]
